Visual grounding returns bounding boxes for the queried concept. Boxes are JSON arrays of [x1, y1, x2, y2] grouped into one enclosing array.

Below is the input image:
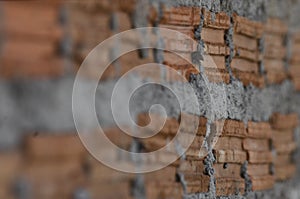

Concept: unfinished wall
[[1, 0, 300, 199]]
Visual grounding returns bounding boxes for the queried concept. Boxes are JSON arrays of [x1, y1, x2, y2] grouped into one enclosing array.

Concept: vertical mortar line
[[203, 121, 216, 198], [240, 160, 252, 196], [224, 15, 235, 82], [193, 8, 205, 73], [58, 3, 73, 75], [128, 2, 147, 198], [284, 31, 292, 79], [259, 29, 268, 86], [109, 11, 121, 78], [194, 8, 220, 198]]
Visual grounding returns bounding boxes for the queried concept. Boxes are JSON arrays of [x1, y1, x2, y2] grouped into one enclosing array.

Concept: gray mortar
[[153, 0, 267, 21], [1, 0, 300, 198], [224, 16, 235, 81], [241, 161, 252, 195], [0, 75, 298, 149]]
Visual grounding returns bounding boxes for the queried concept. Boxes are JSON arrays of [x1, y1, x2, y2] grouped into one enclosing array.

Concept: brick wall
[[1, 1, 300, 199]]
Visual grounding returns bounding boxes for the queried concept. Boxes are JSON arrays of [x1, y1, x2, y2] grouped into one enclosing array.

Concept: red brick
[[275, 164, 296, 181], [0, 152, 21, 183], [231, 58, 259, 73], [233, 71, 265, 88], [271, 113, 298, 130], [204, 69, 230, 84], [205, 43, 230, 55], [0, 39, 64, 78], [247, 164, 270, 176], [234, 14, 263, 38], [215, 177, 245, 196], [247, 121, 272, 139], [273, 154, 292, 166], [235, 48, 261, 62], [264, 45, 286, 59], [251, 175, 274, 191], [233, 34, 258, 51], [265, 18, 288, 35], [266, 71, 287, 84], [222, 119, 247, 138], [214, 163, 242, 178], [273, 141, 297, 154], [3, 2, 62, 41], [203, 9, 230, 29], [214, 149, 247, 163], [152, 6, 200, 26], [87, 181, 133, 199], [202, 27, 225, 45], [214, 136, 243, 150], [243, 138, 270, 152], [248, 151, 273, 164], [25, 134, 86, 160], [264, 33, 284, 47]]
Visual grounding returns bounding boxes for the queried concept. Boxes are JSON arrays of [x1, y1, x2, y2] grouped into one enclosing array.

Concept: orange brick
[[235, 48, 260, 62], [264, 33, 284, 47], [222, 119, 247, 138], [247, 121, 272, 139], [231, 58, 259, 73], [184, 174, 210, 193], [178, 159, 205, 174], [233, 71, 265, 88], [271, 113, 299, 130], [265, 18, 288, 35], [87, 181, 133, 199], [251, 175, 274, 191], [264, 45, 286, 59], [273, 141, 297, 154], [263, 58, 285, 72], [145, 182, 182, 199], [275, 164, 296, 181], [201, 27, 225, 45], [3, 2, 62, 41], [22, 161, 85, 199], [205, 43, 230, 55], [144, 166, 177, 183], [233, 14, 263, 38], [0, 39, 64, 78], [214, 163, 242, 178], [247, 164, 270, 176], [266, 71, 287, 84], [0, 152, 21, 183], [214, 149, 247, 163], [204, 69, 230, 84], [233, 34, 258, 51], [202, 55, 226, 70], [215, 177, 245, 196], [243, 138, 270, 152], [25, 134, 86, 160], [214, 136, 243, 150], [273, 154, 292, 166], [248, 151, 273, 164], [272, 129, 295, 145], [160, 24, 195, 38], [287, 63, 300, 78], [292, 77, 300, 91], [87, 155, 134, 183], [153, 6, 200, 26], [203, 9, 230, 29]]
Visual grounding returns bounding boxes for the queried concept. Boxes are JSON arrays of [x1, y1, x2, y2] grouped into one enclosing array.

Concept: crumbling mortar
[[224, 16, 235, 82], [241, 161, 253, 196]]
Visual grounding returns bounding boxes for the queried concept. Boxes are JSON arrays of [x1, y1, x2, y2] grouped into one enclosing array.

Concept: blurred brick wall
[[1, 1, 300, 199]]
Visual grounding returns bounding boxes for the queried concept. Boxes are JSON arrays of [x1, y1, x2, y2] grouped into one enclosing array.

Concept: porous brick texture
[[1, 1, 300, 199]]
